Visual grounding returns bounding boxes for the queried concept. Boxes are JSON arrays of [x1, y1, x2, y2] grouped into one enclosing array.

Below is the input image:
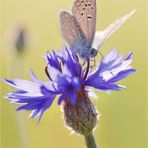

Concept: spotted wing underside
[[72, 0, 96, 47], [59, 11, 87, 48]]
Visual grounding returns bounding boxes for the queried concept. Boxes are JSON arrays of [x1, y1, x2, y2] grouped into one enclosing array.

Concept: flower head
[[3, 47, 136, 125]]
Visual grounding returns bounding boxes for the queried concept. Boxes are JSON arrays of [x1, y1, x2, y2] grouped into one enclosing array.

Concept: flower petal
[[45, 50, 61, 70], [3, 72, 57, 123], [70, 92, 77, 105], [108, 69, 137, 83], [85, 50, 136, 91], [58, 94, 68, 105]]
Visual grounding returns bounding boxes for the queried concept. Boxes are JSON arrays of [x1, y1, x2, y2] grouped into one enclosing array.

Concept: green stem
[[84, 133, 97, 148]]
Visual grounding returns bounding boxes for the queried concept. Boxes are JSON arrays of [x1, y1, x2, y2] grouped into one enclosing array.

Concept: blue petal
[[37, 111, 44, 124], [108, 69, 137, 83], [125, 52, 133, 60], [3, 78, 16, 86], [3, 72, 58, 122], [29, 70, 41, 83], [45, 51, 61, 70], [84, 73, 103, 87], [40, 85, 56, 95], [97, 83, 122, 91], [85, 50, 136, 91], [16, 101, 43, 110], [58, 94, 68, 105], [56, 75, 69, 90], [70, 92, 77, 105], [64, 48, 82, 77]]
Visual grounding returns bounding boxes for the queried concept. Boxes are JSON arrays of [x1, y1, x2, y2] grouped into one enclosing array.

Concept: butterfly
[[59, 0, 135, 60]]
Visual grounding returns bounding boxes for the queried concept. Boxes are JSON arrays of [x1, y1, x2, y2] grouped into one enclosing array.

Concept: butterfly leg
[[89, 58, 96, 69], [83, 59, 90, 80], [82, 61, 86, 66], [93, 58, 96, 68]]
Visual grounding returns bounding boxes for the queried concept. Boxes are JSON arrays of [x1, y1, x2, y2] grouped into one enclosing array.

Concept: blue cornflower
[[3, 47, 136, 124]]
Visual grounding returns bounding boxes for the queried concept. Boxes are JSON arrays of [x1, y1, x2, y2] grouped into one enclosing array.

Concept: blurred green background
[[1, 0, 147, 148]]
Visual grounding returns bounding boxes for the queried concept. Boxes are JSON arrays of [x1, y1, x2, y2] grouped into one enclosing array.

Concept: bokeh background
[[1, 0, 147, 148]]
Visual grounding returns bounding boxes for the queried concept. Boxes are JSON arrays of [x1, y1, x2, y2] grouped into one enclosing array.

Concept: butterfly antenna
[[97, 49, 104, 58]]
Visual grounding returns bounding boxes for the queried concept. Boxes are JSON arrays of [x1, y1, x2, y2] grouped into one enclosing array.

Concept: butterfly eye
[[90, 49, 94, 55], [90, 49, 97, 57]]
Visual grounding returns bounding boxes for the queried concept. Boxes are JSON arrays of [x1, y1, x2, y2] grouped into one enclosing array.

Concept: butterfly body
[[70, 43, 97, 59]]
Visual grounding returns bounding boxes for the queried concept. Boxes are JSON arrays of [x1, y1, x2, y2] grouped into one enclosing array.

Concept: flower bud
[[62, 90, 98, 135]]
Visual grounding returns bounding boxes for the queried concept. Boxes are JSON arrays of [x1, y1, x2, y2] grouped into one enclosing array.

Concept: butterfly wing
[[92, 10, 136, 49], [72, 0, 96, 48], [60, 11, 87, 49]]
